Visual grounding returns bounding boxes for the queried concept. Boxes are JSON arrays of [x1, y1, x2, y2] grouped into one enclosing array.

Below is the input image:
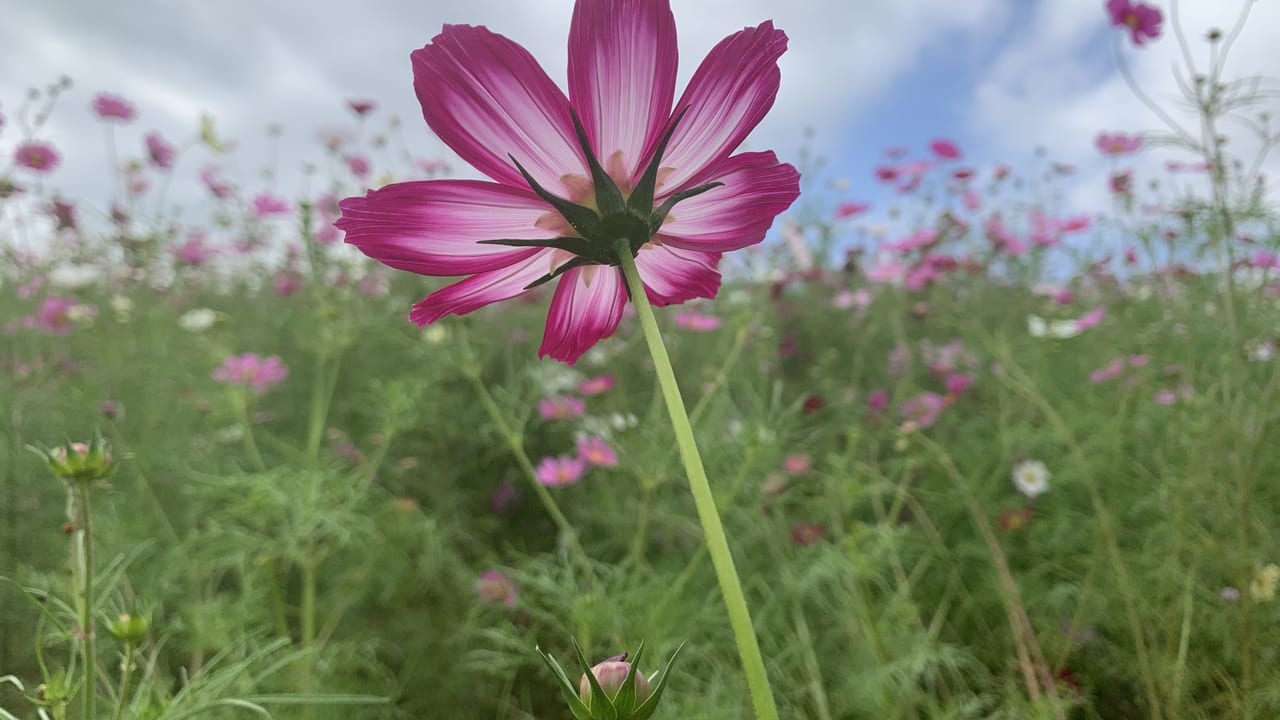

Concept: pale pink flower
[[536, 455, 587, 486], [336, 1, 800, 364], [1128, 354, 1149, 367], [347, 154, 371, 178], [1089, 357, 1126, 383], [901, 392, 946, 428], [866, 389, 889, 412], [212, 353, 290, 394], [673, 309, 722, 331], [26, 296, 92, 335], [92, 93, 135, 122], [475, 569, 519, 607], [252, 193, 291, 218], [945, 373, 974, 395], [539, 395, 586, 420], [200, 166, 234, 199], [576, 435, 618, 467], [173, 233, 214, 267], [835, 201, 869, 219], [781, 453, 811, 475], [578, 374, 615, 395], [1095, 131, 1143, 155], [14, 141, 60, 173], [145, 131, 176, 169], [1075, 306, 1106, 331]]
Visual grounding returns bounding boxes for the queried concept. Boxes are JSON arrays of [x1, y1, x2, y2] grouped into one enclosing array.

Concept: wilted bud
[[580, 657, 651, 707], [35, 436, 115, 484], [106, 611, 150, 643]]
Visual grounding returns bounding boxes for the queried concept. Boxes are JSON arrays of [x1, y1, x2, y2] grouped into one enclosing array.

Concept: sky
[[2, 0, 1278, 247]]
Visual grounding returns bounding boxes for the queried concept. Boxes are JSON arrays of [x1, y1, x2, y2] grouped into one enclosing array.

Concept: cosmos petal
[[409, 249, 555, 325], [635, 244, 722, 306], [539, 265, 628, 363], [657, 151, 800, 252]]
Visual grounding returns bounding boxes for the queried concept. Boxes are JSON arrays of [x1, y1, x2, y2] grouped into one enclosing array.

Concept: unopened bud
[[107, 611, 151, 643], [579, 659, 651, 707], [35, 436, 115, 484]]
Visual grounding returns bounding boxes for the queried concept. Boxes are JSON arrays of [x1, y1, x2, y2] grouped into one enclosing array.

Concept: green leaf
[[574, 639, 618, 720], [537, 646, 593, 720], [613, 641, 646, 714], [630, 642, 685, 720]]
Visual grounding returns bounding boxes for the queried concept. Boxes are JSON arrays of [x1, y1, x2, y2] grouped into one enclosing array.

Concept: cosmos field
[[2, 1, 1279, 718]]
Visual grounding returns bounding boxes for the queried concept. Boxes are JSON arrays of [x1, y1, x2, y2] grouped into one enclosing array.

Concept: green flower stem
[[78, 480, 96, 720], [464, 372, 589, 567], [112, 640, 135, 720], [616, 242, 780, 720]]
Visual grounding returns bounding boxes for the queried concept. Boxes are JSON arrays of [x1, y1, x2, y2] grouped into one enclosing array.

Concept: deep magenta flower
[[14, 141, 60, 173], [212, 353, 290, 394], [92, 93, 136, 122], [1106, 0, 1163, 46], [337, 0, 800, 363], [929, 138, 961, 160], [347, 99, 377, 116]]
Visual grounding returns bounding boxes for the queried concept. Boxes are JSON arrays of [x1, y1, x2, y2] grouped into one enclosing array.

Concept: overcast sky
[[2, 0, 1278, 245]]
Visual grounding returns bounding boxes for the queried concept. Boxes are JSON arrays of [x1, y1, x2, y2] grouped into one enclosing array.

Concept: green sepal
[[630, 642, 685, 720], [524, 255, 597, 291], [573, 639, 619, 720], [477, 236, 596, 256], [648, 181, 724, 235], [612, 641, 646, 715], [570, 109, 627, 216], [508, 154, 601, 238], [628, 106, 688, 217], [536, 645, 593, 720]]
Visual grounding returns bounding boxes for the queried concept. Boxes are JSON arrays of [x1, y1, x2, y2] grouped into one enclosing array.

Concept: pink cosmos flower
[[200, 166, 234, 199], [14, 141, 60, 173], [866, 389, 889, 413], [578, 374, 615, 395], [1089, 357, 1126, 383], [944, 373, 974, 395], [536, 455, 587, 486], [1075, 306, 1106, 331], [884, 228, 939, 254], [347, 99, 377, 116], [673, 309, 722, 331], [576, 435, 618, 467], [92, 93, 136, 122], [901, 392, 946, 429], [781, 453, 810, 475], [475, 569, 519, 607], [145, 131, 176, 169], [1095, 131, 1143, 155], [173, 233, 215, 267], [835, 201, 869, 219], [347, 154, 371, 178], [336, 1, 800, 364], [1106, 0, 1163, 46], [26, 296, 92, 335], [212, 353, 290, 394], [252, 193, 291, 218], [929, 138, 961, 160], [538, 394, 586, 420]]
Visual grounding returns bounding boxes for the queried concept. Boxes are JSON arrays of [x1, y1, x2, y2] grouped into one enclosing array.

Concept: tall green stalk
[[616, 241, 780, 720], [78, 480, 96, 720]]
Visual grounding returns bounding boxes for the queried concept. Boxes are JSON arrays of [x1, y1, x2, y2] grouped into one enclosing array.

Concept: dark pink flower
[[26, 296, 92, 335], [145, 131, 176, 169], [173, 233, 214, 266], [576, 435, 618, 467], [1106, 0, 1163, 46], [866, 389, 889, 412], [929, 138, 961, 160], [253, 193, 291, 218], [835, 201, 869, 219], [92, 93, 135, 122], [336, 3, 800, 364], [212, 353, 290, 394], [14, 141, 60, 173], [50, 198, 77, 231], [347, 154, 371, 178], [945, 373, 974, 395], [1095, 131, 1143, 155], [781, 453, 811, 475], [274, 271, 302, 296], [536, 455, 587, 486], [874, 165, 899, 182], [347, 99, 377, 116]]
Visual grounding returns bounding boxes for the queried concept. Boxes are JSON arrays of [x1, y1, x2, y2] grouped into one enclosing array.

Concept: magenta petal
[[568, 0, 678, 183], [409, 249, 554, 325], [412, 25, 586, 197], [539, 265, 627, 364], [657, 21, 788, 191], [657, 151, 800, 252], [337, 180, 563, 275], [635, 244, 722, 306]]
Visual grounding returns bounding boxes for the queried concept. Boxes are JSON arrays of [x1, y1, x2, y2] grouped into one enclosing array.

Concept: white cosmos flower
[[1012, 460, 1051, 498], [1027, 315, 1081, 339], [178, 308, 218, 332], [49, 264, 102, 289]]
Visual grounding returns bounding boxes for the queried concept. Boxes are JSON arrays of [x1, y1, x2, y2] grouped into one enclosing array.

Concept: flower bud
[[579, 659, 651, 707], [36, 437, 115, 484], [106, 611, 151, 643]]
